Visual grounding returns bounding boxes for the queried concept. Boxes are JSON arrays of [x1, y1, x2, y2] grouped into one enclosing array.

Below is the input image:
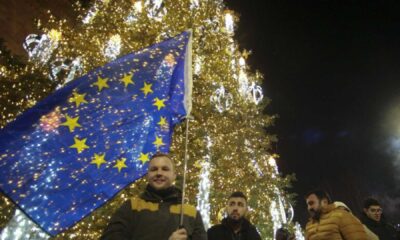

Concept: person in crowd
[[207, 191, 261, 240], [101, 153, 207, 240], [360, 197, 398, 240], [305, 189, 367, 240]]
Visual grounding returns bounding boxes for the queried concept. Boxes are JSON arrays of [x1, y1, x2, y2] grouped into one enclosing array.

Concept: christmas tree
[[0, 0, 295, 239]]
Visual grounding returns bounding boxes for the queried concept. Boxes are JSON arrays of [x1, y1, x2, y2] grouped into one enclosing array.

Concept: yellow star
[[113, 157, 127, 172], [69, 137, 90, 153], [69, 92, 88, 107], [140, 82, 153, 97], [138, 152, 149, 164], [153, 136, 165, 148], [61, 115, 81, 132], [121, 73, 134, 88], [93, 76, 109, 91], [91, 153, 107, 169], [153, 98, 166, 111], [158, 116, 167, 127]]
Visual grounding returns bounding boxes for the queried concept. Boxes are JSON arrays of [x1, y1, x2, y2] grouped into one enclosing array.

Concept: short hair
[[363, 197, 380, 209], [149, 152, 174, 169], [305, 189, 332, 204], [229, 191, 247, 202]]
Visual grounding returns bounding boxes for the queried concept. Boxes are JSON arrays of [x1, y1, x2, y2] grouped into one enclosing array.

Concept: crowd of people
[[99, 153, 399, 240]]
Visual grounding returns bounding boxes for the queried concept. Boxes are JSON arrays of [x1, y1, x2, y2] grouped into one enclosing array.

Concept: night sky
[[227, 0, 400, 225]]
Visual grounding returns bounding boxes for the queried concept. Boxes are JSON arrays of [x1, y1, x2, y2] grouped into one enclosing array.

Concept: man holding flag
[[101, 153, 206, 240], [0, 31, 194, 238]]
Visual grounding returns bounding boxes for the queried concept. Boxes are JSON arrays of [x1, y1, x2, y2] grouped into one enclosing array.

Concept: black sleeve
[[248, 226, 262, 240], [207, 226, 217, 240], [100, 200, 134, 240], [192, 211, 207, 240]]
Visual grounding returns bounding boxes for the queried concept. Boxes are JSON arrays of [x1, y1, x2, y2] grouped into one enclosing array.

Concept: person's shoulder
[[207, 223, 224, 232]]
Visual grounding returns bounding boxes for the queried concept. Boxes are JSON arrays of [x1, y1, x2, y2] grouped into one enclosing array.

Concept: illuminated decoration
[[22, 30, 61, 65], [49, 57, 83, 86], [194, 56, 202, 75], [190, 0, 200, 10], [294, 222, 305, 240], [145, 0, 166, 21], [224, 11, 234, 34], [125, 1, 143, 24], [82, 0, 111, 24], [0, 209, 49, 240], [247, 82, 264, 105], [196, 135, 212, 230], [103, 34, 122, 60], [237, 57, 264, 104], [210, 85, 233, 113]]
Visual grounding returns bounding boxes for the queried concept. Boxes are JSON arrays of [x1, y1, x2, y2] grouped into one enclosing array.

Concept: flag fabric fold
[[0, 31, 192, 236]]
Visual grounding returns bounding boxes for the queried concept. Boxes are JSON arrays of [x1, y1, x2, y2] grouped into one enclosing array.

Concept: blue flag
[[0, 31, 192, 236]]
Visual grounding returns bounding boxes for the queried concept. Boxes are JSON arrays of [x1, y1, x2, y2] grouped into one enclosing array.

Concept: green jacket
[[101, 185, 207, 240]]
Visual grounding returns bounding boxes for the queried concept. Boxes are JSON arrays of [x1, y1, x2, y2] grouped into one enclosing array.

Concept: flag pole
[[179, 116, 191, 227], [179, 29, 193, 228]]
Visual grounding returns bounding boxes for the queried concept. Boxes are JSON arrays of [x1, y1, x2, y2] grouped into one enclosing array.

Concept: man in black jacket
[[101, 153, 207, 240], [360, 197, 398, 240], [207, 191, 261, 240]]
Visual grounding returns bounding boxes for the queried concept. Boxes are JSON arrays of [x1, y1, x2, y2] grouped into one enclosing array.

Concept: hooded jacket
[[207, 217, 261, 240], [305, 204, 368, 240], [101, 185, 206, 240]]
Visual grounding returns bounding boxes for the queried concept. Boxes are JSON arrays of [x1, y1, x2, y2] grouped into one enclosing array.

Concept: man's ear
[[363, 208, 368, 214]]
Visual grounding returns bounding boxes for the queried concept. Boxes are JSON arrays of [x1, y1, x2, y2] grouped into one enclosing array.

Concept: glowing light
[[196, 136, 212, 229], [23, 33, 59, 64], [103, 34, 121, 60], [145, 0, 166, 21], [0, 209, 49, 240], [210, 85, 233, 113], [224, 12, 234, 34], [49, 57, 83, 86]]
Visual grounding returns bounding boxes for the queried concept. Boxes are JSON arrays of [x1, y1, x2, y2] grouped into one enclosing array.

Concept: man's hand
[[168, 228, 187, 240]]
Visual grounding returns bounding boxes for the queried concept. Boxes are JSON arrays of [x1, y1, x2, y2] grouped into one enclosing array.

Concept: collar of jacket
[[140, 184, 182, 203], [221, 217, 253, 233]]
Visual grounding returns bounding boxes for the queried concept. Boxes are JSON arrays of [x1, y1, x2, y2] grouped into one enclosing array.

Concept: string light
[[196, 136, 212, 230]]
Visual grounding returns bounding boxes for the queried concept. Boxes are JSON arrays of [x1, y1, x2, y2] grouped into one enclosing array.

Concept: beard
[[309, 209, 322, 221]]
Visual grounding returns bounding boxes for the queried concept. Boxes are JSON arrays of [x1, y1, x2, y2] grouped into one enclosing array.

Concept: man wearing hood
[[101, 153, 207, 240], [207, 191, 261, 240]]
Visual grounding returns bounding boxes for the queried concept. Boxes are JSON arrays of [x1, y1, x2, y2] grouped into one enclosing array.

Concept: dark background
[[227, 0, 400, 225]]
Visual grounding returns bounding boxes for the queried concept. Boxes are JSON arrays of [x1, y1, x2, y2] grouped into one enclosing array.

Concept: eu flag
[[0, 31, 192, 236]]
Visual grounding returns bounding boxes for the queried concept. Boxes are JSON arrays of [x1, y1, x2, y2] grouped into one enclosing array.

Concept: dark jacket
[[101, 185, 207, 240], [207, 217, 261, 240], [360, 214, 398, 240]]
